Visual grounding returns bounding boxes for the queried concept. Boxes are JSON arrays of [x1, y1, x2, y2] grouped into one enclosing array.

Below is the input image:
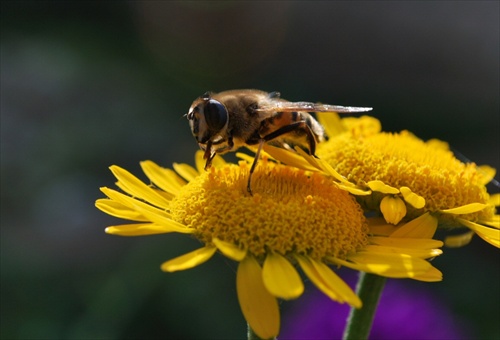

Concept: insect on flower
[[186, 89, 372, 193]]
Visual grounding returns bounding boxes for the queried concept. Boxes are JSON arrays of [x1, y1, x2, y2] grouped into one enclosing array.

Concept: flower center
[[169, 158, 368, 260], [317, 130, 494, 221]]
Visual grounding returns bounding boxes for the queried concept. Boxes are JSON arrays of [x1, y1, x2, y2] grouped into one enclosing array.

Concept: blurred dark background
[[1, 1, 498, 339]]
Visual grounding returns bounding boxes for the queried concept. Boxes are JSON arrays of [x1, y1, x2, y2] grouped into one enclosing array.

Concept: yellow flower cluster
[[294, 112, 499, 248], [97, 152, 443, 339], [96, 110, 497, 339], [171, 159, 369, 259]]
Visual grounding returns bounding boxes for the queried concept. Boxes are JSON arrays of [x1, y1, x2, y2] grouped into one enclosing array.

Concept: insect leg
[[203, 140, 216, 170], [247, 139, 265, 195], [262, 121, 318, 155]]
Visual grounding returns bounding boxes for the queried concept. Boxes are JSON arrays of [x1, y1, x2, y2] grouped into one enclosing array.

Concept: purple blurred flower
[[281, 271, 471, 339]]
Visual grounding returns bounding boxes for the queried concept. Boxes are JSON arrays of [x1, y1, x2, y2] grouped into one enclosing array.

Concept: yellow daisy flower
[[95, 151, 443, 339], [291, 112, 499, 249]]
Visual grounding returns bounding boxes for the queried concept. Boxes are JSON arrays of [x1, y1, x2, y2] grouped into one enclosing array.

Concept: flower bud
[[380, 195, 407, 225]]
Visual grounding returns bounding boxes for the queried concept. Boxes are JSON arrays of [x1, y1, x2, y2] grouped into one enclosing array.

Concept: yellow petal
[[120, 202, 191, 234], [367, 217, 398, 236], [362, 245, 442, 259], [316, 111, 345, 137], [476, 234, 500, 248], [380, 196, 407, 225], [100, 187, 144, 206], [367, 180, 399, 194], [109, 165, 171, 208], [370, 236, 443, 249], [161, 246, 217, 272], [390, 212, 438, 239], [489, 194, 500, 207], [444, 231, 475, 248], [411, 266, 443, 282], [262, 253, 304, 300], [295, 148, 353, 186], [261, 145, 318, 172], [336, 183, 372, 196], [212, 238, 247, 261], [296, 255, 361, 308], [236, 256, 280, 339], [399, 187, 425, 209], [135, 214, 193, 234], [172, 163, 199, 182], [457, 218, 499, 237], [140, 160, 185, 195], [95, 198, 148, 221], [479, 215, 500, 228], [336, 252, 432, 279], [440, 203, 489, 214], [100, 187, 173, 223], [101, 188, 191, 233], [195, 150, 207, 173], [457, 218, 500, 248], [105, 223, 193, 236], [477, 165, 496, 185]]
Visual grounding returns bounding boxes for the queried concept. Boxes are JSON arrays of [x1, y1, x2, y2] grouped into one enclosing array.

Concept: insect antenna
[[451, 147, 500, 189]]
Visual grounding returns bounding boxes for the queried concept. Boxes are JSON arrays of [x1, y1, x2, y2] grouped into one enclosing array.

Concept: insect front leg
[[202, 140, 215, 170]]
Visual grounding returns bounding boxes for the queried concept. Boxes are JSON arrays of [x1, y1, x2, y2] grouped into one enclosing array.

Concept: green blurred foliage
[[1, 1, 498, 339]]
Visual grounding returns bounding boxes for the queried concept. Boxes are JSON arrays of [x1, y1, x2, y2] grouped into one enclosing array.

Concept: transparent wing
[[256, 101, 372, 113]]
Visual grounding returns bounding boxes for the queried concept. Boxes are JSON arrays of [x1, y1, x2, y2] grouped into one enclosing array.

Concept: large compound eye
[[204, 99, 228, 132]]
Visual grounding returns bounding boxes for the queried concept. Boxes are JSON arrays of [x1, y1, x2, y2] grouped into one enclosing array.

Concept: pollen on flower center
[[169, 158, 368, 260], [317, 130, 494, 222]]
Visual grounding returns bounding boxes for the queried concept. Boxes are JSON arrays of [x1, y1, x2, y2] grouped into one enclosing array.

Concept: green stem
[[343, 272, 387, 340], [247, 323, 261, 340], [247, 323, 275, 340]]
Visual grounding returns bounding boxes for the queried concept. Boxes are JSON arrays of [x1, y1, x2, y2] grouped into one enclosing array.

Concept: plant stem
[[247, 323, 275, 340], [343, 272, 387, 340], [247, 323, 262, 340]]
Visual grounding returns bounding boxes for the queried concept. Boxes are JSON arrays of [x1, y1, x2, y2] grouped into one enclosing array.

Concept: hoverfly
[[186, 89, 372, 194]]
